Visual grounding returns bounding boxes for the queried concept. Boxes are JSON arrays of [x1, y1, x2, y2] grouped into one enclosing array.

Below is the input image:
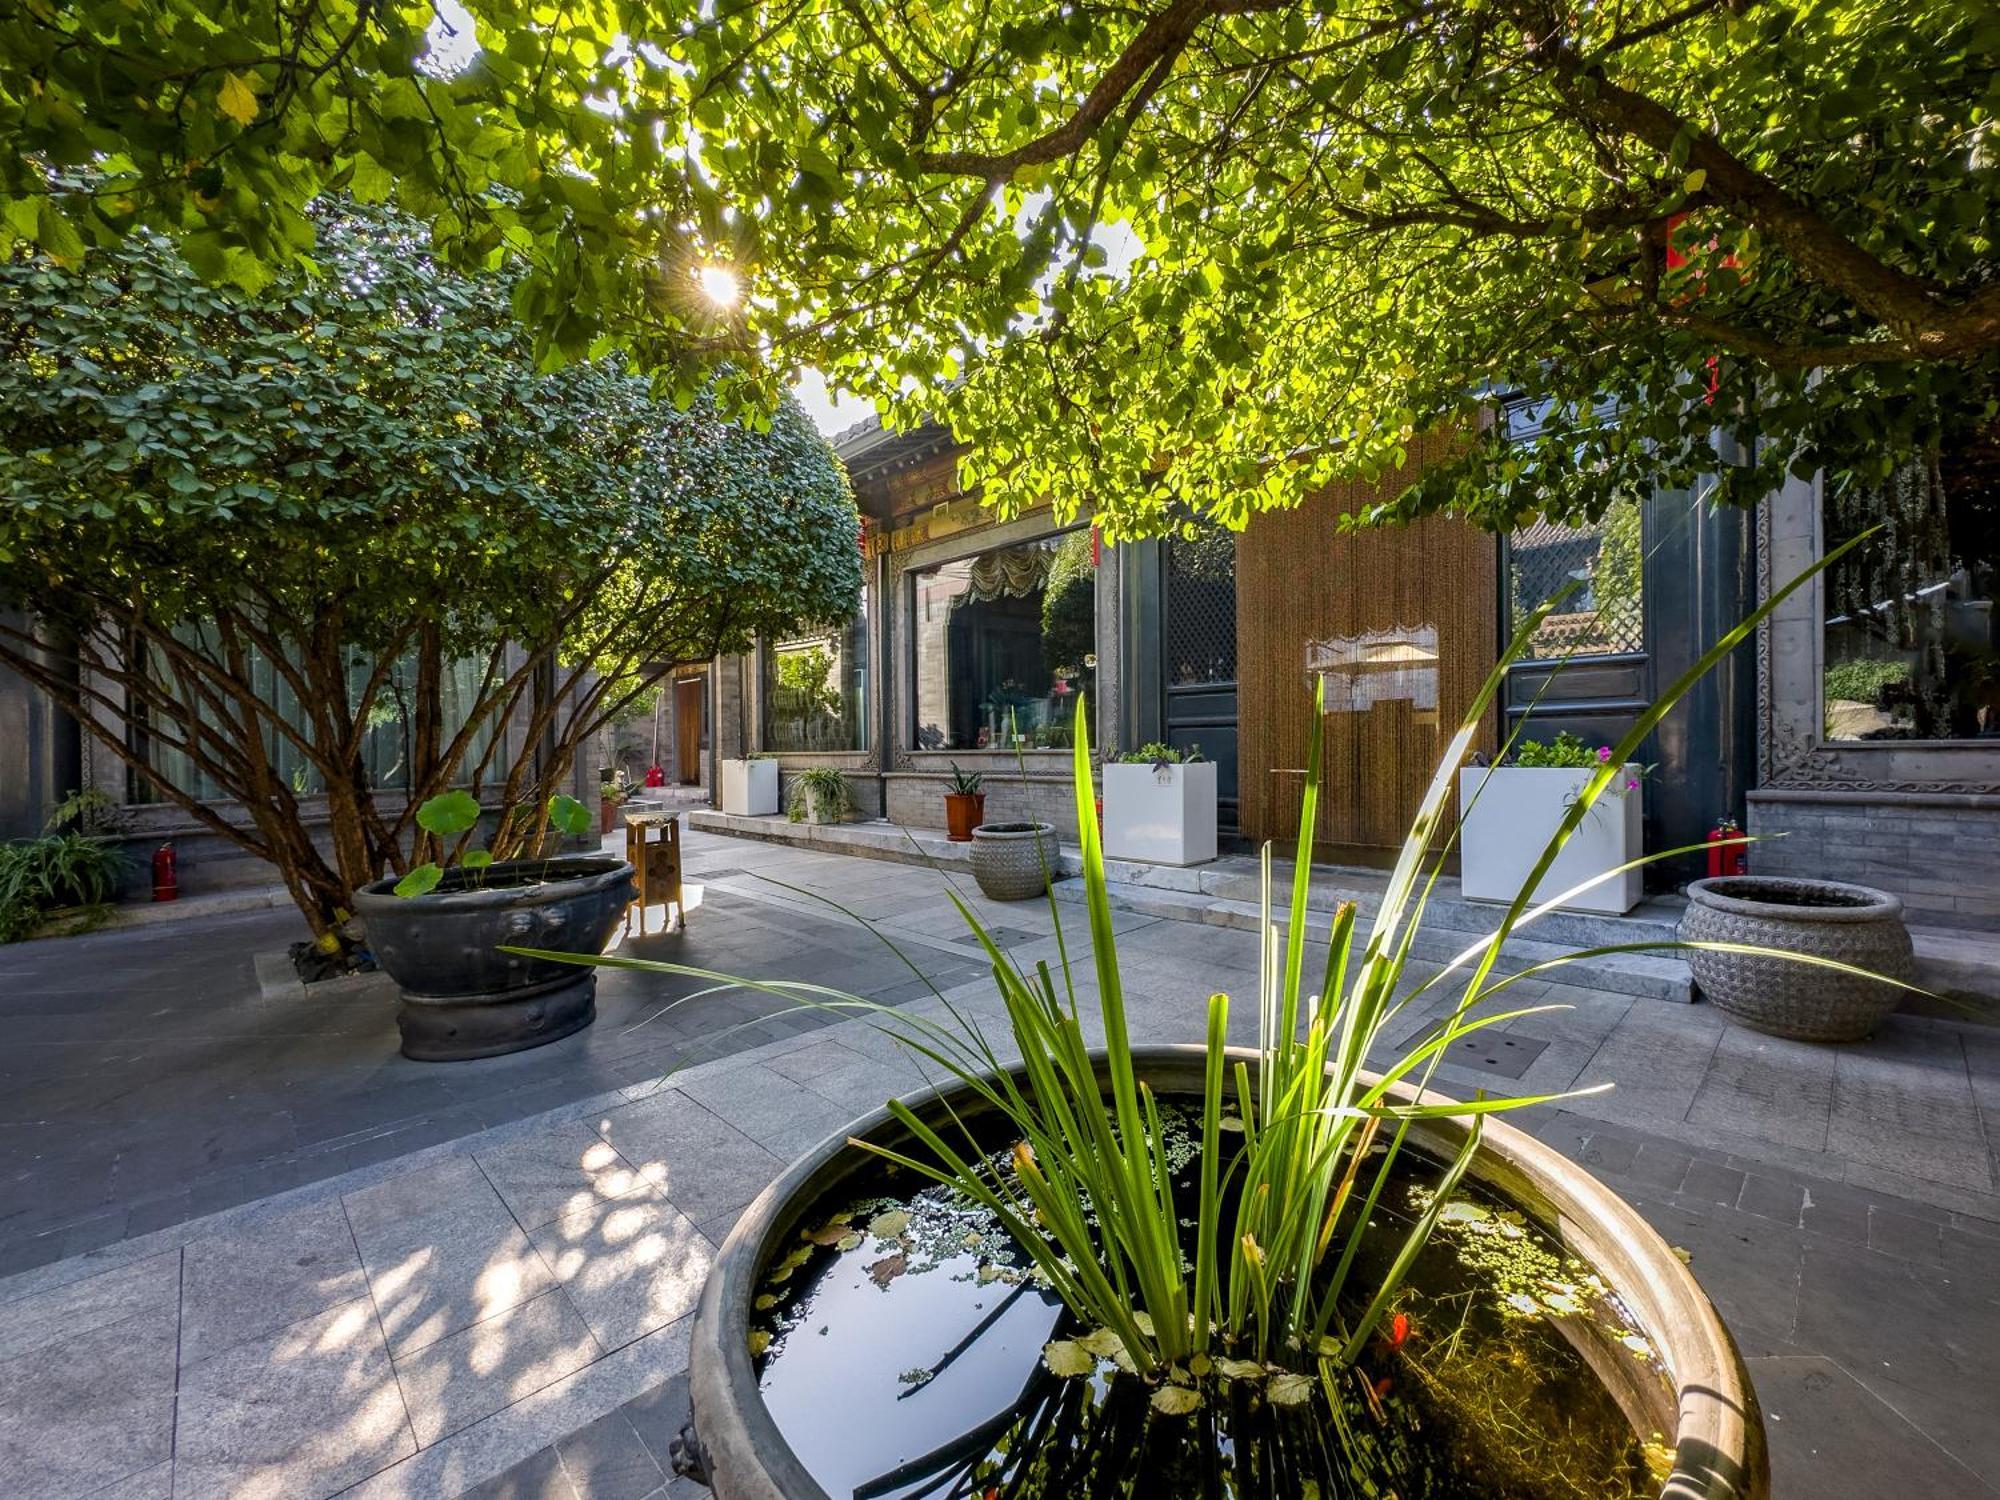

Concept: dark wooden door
[[674, 675, 704, 785], [1236, 431, 1498, 852]]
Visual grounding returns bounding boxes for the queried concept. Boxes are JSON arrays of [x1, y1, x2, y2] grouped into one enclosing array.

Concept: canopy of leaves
[[0, 201, 860, 668], [4, 1, 1994, 533], [0, 200, 857, 935]]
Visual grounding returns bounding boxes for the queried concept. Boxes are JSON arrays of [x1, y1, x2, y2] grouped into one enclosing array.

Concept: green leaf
[[35, 201, 84, 264], [462, 849, 494, 869], [393, 863, 444, 898], [218, 72, 260, 127], [1043, 1339, 1094, 1378], [547, 793, 594, 837], [415, 790, 482, 837], [1266, 1371, 1314, 1406]]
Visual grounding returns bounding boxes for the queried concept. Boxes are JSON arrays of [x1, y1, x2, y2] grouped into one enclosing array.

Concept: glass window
[[1823, 446, 1998, 742], [1164, 529, 1238, 686], [764, 594, 870, 752], [912, 530, 1096, 752], [1508, 494, 1644, 659], [138, 633, 496, 801]]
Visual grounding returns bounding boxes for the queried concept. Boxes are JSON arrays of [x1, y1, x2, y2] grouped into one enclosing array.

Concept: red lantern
[[151, 841, 180, 902]]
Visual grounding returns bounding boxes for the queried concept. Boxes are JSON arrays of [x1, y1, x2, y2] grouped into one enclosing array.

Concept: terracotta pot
[[599, 795, 618, 835], [943, 791, 985, 842], [683, 1046, 1768, 1500]]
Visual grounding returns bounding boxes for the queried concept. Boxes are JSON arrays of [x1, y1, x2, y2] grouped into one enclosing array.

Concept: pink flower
[[1627, 778, 1639, 790], [1596, 745, 1613, 763]]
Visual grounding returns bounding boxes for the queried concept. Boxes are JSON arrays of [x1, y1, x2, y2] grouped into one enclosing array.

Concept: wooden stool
[[623, 811, 684, 934]]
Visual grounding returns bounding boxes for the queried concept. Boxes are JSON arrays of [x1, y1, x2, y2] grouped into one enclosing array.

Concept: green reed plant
[[512, 531, 1919, 1398]]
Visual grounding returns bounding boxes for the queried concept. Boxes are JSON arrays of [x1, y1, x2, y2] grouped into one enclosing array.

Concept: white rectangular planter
[[719, 758, 779, 816], [1103, 761, 1219, 866], [1458, 765, 1643, 914]]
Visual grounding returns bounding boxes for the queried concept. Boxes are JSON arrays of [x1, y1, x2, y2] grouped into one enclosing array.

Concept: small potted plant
[[943, 762, 985, 842], [353, 791, 634, 1059], [598, 774, 634, 834], [720, 752, 780, 816], [1459, 732, 1645, 914], [787, 766, 850, 825], [1102, 742, 1217, 866]]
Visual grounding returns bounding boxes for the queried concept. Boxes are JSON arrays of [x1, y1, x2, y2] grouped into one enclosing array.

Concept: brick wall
[[885, 770, 1088, 840], [1746, 792, 2000, 932]]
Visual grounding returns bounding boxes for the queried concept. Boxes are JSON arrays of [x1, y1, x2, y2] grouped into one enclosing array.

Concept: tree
[[0, 202, 860, 948], [2, 2, 1994, 535]]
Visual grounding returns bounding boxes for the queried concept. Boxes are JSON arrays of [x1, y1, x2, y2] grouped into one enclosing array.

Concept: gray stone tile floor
[[1, 819, 1997, 1497]]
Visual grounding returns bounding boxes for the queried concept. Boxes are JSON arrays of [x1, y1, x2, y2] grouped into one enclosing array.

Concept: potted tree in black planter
[[354, 790, 634, 1060]]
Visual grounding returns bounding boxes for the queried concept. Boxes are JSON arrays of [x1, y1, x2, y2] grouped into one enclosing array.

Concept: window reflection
[[1824, 443, 1998, 742], [1306, 626, 1440, 725], [765, 594, 869, 752], [912, 532, 1095, 751]]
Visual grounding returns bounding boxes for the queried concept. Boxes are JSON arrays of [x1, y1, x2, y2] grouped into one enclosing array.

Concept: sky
[[790, 368, 876, 437]]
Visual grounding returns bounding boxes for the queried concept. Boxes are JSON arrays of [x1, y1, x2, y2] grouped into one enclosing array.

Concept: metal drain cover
[[1445, 1032, 1549, 1080]]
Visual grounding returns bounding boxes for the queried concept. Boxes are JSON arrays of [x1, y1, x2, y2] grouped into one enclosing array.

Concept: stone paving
[[0, 849, 998, 1278], [2, 820, 1998, 1498]]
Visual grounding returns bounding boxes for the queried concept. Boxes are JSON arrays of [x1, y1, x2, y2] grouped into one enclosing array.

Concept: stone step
[[687, 809, 1082, 876], [1909, 926, 2000, 1014], [1110, 855, 1685, 952], [1053, 876, 1695, 1004]]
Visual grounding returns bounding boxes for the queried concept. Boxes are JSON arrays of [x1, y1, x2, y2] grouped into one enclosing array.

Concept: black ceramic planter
[[354, 855, 635, 1061], [684, 1046, 1767, 1500]]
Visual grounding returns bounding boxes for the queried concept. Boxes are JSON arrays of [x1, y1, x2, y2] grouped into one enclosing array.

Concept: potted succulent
[[1102, 742, 1217, 866], [544, 549, 1909, 1500], [1459, 732, 1646, 914], [352, 791, 634, 1060], [787, 766, 850, 825], [942, 762, 985, 842], [721, 753, 780, 816], [968, 821, 1059, 900]]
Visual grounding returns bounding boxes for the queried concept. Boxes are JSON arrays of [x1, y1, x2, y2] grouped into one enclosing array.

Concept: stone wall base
[[1747, 791, 2000, 932]]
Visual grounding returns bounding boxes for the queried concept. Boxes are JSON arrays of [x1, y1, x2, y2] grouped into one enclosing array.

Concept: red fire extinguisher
[[151, 841, 180, 902], [1706, 819, 1748, 879]]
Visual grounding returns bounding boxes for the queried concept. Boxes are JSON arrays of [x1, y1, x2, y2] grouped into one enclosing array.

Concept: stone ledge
[[688, 809, 1082, 876], [1750, 788, 2000, 810]]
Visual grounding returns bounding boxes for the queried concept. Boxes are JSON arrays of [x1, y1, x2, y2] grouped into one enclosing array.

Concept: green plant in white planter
[[721, 755, 781, 815], [1459, 732, 1650, 915], [786, 767, 850, 825], [1103, 741, 1217, 866]]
